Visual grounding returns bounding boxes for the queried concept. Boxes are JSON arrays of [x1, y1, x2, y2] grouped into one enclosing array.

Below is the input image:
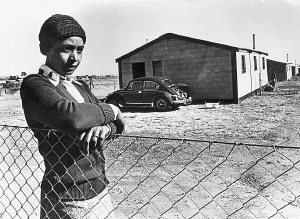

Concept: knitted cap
[[39, 14, 86, 55]]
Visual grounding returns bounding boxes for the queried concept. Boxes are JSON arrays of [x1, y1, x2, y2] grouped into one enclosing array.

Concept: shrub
[[1, 82, 21, 94]]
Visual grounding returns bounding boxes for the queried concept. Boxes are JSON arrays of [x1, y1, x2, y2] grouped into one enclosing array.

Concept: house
[[290, 63, 298, 78], [115, 33, 268, 103], [283, 62, 298, 80], [267, 59, 289, 81]]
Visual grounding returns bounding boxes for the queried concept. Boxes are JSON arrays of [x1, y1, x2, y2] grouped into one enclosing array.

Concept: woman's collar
[[39, 65, 82, 86]]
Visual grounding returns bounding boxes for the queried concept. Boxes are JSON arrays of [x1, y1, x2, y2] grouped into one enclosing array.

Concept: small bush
[[1, 82, 21, 94]]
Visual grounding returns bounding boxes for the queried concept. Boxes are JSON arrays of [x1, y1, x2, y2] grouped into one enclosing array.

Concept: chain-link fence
[[1, 125, 300, 219]]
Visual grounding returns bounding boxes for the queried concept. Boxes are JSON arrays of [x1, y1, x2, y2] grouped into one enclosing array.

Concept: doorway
[[132, 62, 145, 79]]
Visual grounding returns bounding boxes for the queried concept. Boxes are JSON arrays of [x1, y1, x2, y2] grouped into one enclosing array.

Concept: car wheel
[[154, 97, 170, 111], [107, 98, 121, 108]]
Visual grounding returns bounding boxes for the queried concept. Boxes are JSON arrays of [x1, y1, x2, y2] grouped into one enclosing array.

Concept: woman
[[20, 14, 125, 219]]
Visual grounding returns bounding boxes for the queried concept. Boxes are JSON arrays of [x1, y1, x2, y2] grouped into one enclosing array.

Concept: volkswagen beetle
[[104, 76, 191, 111]]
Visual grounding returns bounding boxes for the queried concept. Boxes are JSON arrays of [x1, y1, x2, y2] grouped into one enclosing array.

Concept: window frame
[[143, 81, 160, 90], [241, 55, 246, 73], [153, 60, 162, 77], [127, 81, 143, 90], [254, 56, 258, 71]]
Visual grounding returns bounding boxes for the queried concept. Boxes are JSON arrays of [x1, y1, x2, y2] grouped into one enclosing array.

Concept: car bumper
[[172, 97, 192, 106], [185, 97, 192, 105]]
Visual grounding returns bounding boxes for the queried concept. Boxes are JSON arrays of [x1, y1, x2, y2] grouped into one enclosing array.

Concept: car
[[104, 76, 192, 111], [6, 76, 22, 84]]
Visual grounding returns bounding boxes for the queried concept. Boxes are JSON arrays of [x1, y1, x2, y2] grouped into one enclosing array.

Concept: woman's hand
[[78, 125, 110, 154], [109, 104, 126, 134], [114, 111, 126, 134]]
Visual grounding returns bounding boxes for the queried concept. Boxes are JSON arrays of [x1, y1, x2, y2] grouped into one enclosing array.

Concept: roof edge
[[116, 33, 268, 62]]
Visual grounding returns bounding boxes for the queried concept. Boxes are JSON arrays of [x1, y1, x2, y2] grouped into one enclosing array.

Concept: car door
[[142, 81, 160, 104], [123, 81, 144, 105]]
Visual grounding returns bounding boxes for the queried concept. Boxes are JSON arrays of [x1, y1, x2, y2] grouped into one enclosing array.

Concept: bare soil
[[2, 78, 300, 146], [1, 79, 300, 218]]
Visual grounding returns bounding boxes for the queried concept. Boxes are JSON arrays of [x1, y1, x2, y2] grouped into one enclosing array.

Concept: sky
[[0, 0, 299, 77]]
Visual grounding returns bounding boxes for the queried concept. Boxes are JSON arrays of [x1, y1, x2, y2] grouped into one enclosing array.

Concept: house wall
[[267, 59, 287, 81], [291, 64, 297, 77], [260, 55, 269, 87], [286, 64, 293, 79], [236, 52, 268, 99], [119, 38, 234, 101], [250, 53, 268, 91], [236, 52, 252, 98]]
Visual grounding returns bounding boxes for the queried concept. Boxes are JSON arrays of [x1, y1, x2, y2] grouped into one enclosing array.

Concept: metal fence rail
[[1, 125, 300, 219]]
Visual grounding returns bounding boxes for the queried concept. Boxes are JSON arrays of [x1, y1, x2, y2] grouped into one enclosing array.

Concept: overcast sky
[[0, 0, 299, 77]]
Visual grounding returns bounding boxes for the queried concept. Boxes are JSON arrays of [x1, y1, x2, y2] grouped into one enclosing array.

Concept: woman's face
[[45, 36, 84, 77]]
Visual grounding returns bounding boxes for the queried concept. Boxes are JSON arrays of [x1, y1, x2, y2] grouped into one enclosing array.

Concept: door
[[132, 62, 145, 79], [124, 81, 144, 105], [143, 81, 160, 104]]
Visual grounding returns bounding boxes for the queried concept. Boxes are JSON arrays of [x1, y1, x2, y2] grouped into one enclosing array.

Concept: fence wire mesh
[[1, 125, 300, 219]]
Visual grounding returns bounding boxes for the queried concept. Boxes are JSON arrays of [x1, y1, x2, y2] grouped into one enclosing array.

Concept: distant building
[[267, 59, 300, 81], [116, 33, 268, 103], [267, 59, 288, 81], [290, 63, 298, 78]]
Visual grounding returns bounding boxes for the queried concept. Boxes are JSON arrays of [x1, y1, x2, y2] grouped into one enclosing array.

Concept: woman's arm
[[20, 74, 116, 134]]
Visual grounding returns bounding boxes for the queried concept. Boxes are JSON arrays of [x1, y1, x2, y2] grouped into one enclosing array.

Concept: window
[[262, 57, 265, 69], [162, 79, 174, 87], [241, 55, 246, 73], [127, 81, 143, 90], [144, 81, 159, 90], [254, 56, 258, 71], [153, 61, 162, 76]]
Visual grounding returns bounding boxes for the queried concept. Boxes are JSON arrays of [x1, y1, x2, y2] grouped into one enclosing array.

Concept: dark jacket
[[20, 73, 121, 201]]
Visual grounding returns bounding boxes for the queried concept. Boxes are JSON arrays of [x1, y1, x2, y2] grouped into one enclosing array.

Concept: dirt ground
[[1, 78, 300, 218], [2, 78, 300, 146]]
